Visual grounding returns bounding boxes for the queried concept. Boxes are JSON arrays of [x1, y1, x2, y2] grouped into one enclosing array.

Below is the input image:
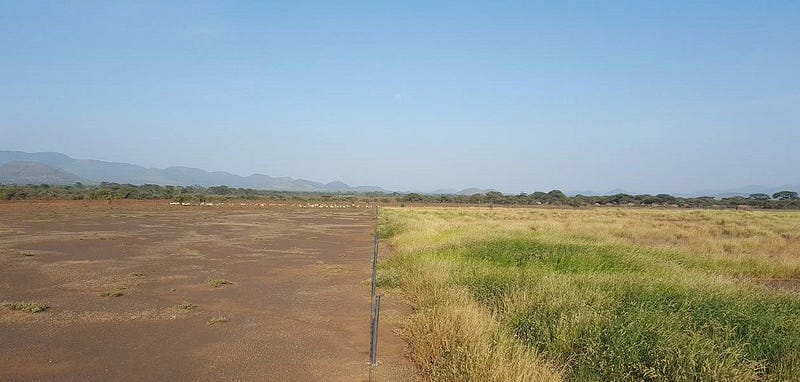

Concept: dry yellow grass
[[379, 207, 800, 381], [394, 259, 564, 381], [386, 207, 800, 277]]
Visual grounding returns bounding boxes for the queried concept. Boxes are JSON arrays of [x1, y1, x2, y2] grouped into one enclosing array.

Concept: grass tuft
[[99, 288, 125, 297], [2, 301, 48, 313], [207, 316, 230, 325], [208, 278, 232, 288]]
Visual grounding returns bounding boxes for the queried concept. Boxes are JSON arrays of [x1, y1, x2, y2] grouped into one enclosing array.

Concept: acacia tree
[[484, 191, 505, 204], [772, 191, 799, 200], [402, 193, 424, 202]]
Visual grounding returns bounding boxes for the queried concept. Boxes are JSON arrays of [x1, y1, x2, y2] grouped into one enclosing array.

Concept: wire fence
[[369, 212, 382, 381]]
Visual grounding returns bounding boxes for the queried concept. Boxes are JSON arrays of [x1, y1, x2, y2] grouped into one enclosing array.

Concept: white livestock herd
[[168, 201, 373, 209]]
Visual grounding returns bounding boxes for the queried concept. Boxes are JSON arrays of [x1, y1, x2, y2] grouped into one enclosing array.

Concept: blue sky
[[1, 1, 798, 193]]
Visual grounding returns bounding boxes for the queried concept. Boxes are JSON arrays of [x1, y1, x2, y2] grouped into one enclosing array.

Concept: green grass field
[[378, 207, 800, 381]]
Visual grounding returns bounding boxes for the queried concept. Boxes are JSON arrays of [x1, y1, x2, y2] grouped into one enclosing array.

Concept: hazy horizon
[[2, 2, 798, 194]]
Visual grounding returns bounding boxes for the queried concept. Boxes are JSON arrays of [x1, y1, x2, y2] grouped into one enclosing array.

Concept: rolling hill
[[0, 161, 89, 185], [0, 151, 385, 192]]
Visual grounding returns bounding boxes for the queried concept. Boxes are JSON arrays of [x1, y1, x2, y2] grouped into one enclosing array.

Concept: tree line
[[401, 189, 800, 209], [1, 183, 799, 209], [0, 183, 371, 203]]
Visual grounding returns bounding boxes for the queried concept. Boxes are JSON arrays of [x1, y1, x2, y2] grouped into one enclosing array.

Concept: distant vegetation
[[398, 190, 800, 209], [378, 207, 800, 381], [1, 183, 799, 209], [0, 182, 385, 203]]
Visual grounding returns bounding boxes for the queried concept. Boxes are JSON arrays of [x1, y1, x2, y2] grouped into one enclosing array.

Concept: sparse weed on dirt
[[207, 316, 230, 325], [2, 301, 48, 313], [208, 278, 232, 288], [379, 207, 800, 381], [99, 288, 125, 297], [177, 302, 197, 310]]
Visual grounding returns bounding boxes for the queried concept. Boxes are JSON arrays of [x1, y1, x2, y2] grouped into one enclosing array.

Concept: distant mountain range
[[0, 151, 385, 193], [1, 150, 796, 198], [0, 161, 89, 185]]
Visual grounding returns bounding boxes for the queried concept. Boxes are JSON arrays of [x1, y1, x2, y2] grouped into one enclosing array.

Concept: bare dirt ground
[[0, 200, 413, 381]]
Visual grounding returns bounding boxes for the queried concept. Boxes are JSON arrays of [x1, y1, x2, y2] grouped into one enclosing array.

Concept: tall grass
[[379, 207, 800, 381]]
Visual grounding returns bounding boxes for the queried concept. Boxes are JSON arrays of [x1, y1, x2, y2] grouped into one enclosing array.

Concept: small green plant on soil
[[208, 278, 232, 288], [207, 316, 230, 325], [178, 302, 197, 310], [2, 301, 48, 313], [99, 288, 125, 297]]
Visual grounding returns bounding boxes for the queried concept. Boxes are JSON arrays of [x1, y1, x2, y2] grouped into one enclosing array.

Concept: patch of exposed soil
[[0, 200, 414, 381], [757, 278, 800, 294]]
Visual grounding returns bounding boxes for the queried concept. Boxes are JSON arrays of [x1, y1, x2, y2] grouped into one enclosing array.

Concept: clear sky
[[1, 1, 798, 194]]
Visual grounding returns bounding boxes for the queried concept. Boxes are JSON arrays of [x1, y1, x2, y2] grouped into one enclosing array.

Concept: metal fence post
[[369, 294, 382, 367], [370, 212, 381, 380], [370, 230, 378, 305]]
